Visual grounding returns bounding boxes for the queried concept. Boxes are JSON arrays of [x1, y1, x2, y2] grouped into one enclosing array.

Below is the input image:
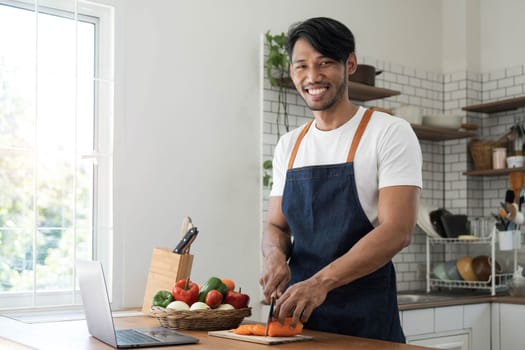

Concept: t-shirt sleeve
[[377, 120, 423, 189], [269, 137, 288, 197]]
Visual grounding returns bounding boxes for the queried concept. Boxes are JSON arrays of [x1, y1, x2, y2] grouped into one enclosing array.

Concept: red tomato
[[204, 289, 223, 308]]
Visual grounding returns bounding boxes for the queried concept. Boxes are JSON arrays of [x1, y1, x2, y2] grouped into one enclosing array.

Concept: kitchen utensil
[[180, 216, 193, 237], [472, 255, 502, 282], [507, 155, 525, 168], [498, 229, 522, 251], [493, 148, 507, 169], [349, 64, 382, 86], [508, 266, 525, 296], [509, 172, 525, 204], [416, 202, 442, 239], [445, 260, 462, 280], [505, 189, 515, 204], [456, 256, 477, 281], [432, 262, 448, 281], [393, 104, 422, 125], [505, 202, 517, 221], [208, 330, 312, 345], [429, 208, 452, 237], [173, 227, 199, 254], [440, 214, 469, 238], [265, 297, 276, 337]]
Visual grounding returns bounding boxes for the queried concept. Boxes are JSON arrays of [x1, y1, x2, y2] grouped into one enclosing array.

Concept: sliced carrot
[[268, 317, 303, 337], [232, 324, 254, 335], [250, 324, 267, 336], [233, 318, 302, 337]]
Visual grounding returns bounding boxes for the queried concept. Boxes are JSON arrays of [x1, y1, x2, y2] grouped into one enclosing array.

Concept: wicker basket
[[468, 139, 508, 170], [150, 306, 251, 330]]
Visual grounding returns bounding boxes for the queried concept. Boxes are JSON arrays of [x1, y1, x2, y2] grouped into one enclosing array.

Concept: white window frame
[[0, 0, 114, 310]]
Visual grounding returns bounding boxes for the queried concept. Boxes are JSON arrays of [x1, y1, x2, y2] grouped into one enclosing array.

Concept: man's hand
[[273, 276, 329, 328], [259, 251, 291, 303]]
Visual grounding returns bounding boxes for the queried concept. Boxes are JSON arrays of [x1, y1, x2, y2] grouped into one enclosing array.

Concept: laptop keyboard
[[116, 329, 159, 344]]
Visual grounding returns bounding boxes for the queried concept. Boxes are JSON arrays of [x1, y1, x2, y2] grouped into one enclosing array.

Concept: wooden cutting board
[[208, 330, 313, 345]]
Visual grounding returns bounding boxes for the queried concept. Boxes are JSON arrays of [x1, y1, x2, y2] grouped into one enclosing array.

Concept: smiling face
[[289, 38, 356, 112]]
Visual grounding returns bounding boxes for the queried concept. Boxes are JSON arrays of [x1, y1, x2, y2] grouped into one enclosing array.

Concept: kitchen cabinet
[[492, 303, 525, 350], [279, 77, 401, 101], [402, 303, 491, 350]]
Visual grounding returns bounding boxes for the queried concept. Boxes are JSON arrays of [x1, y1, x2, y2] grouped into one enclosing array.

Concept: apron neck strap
[[287, 119, 314, 170], [347, 108, 374, 162], [287, 108, 375, 170]]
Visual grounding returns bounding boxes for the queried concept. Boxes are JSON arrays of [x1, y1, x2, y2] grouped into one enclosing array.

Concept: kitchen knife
[[265, 296, 276, 337], [173, 227, 198, 254], [180, 216, 193, 237]]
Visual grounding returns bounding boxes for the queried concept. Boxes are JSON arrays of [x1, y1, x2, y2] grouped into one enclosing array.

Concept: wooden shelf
[[462, 96, 525, 114], [411, 124, 477, 141], [279, 78, 400, 102], [463, 166, 525, 176]]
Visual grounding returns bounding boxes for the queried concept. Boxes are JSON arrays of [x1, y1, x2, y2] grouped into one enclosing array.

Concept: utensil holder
[[142, 248, 193, 315], [497, 230, 522, 251]]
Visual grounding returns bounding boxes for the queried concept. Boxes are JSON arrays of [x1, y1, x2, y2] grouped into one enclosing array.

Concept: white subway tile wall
[[262, 55, 525, 292]]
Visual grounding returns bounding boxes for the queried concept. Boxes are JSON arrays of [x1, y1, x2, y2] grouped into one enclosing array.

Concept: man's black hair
[[287, 17, 355, 64]]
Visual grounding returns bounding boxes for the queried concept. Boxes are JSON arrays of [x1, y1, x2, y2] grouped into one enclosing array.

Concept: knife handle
[[173, 227, 198, 254]]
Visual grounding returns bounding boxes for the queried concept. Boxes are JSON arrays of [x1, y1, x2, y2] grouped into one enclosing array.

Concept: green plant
[[264, 31, 289, 137], [263, 159, 273, 188]]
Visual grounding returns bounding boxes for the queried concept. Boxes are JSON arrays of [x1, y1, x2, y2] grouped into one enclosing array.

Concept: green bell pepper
[[198, 276, 228, 302], [152, 290, 174, 308]]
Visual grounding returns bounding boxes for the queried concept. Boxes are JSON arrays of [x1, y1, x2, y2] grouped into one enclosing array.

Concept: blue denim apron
[[281, 108, 405, 342]]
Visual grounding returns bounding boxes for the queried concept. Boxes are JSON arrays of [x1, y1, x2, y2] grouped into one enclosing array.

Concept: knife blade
[[265, 296, 276, 337], [173, 227, 199, 254]]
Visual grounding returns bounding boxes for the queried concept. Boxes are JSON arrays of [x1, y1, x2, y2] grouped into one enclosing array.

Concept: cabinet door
[[498, 303, 525, 350], [402, 308, 434, 336], [409, 333, 469, 350], [464, 304, 491, 350]]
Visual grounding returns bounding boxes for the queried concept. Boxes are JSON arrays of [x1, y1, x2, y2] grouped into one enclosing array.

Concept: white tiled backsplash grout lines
[[262, 56, 525, 291]]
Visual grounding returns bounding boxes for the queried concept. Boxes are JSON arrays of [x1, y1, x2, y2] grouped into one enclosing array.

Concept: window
[[0, 0, 114, 309]]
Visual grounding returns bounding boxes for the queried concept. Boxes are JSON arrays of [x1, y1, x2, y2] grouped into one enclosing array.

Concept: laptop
[[77, 260, 199, 348]]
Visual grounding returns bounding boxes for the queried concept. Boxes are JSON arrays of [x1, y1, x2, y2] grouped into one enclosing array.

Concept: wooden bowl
[[472, 255, 502, 282], [456, 256, 477, 282]]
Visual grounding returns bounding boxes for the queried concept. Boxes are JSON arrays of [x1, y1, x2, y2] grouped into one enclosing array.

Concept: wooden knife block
[[142, 248, 193, 315]]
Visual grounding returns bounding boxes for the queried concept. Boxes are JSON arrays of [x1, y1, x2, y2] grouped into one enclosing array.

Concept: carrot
[[232, 324, 254, 335], [250, 324, 267, 336], [232, 318, 302, 337], [268, 317, 303, 337]]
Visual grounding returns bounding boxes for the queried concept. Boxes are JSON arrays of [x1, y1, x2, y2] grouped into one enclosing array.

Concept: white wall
[[110, 0, 525, 321], [480, 0, 525, 72]]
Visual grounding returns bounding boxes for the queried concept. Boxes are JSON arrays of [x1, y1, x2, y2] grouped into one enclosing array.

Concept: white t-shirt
[[270, 106, 423, 226]]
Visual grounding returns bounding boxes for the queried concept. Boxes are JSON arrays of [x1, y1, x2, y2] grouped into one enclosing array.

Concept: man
[[259, 17, 422, 343]]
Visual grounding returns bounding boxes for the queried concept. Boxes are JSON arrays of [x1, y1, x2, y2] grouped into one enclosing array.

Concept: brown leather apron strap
[[347, 108, 374, 162], [287, 119, 314, 170]]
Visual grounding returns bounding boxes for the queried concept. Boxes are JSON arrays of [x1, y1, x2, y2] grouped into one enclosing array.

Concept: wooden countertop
[[398, 293, 525, 311], [1, 295, 523, 349], [0, 314, 434, 350]]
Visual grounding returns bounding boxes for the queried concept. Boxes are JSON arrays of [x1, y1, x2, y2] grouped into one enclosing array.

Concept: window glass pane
[[0, 151, 34, 229], [36, 228, 73, 290], [0, 229, 33, 293], [0, 4, 36, 149]]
